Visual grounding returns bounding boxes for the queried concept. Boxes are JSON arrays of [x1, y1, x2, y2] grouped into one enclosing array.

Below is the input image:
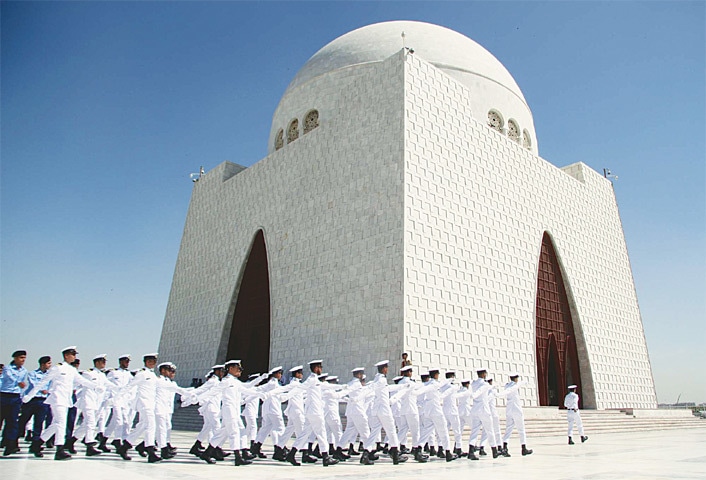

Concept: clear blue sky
[[1, 1, 704, 404]]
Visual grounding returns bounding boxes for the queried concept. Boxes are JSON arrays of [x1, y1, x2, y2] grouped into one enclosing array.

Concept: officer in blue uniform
[[1, 350, 29, 456], [18, 356, 53, 457]]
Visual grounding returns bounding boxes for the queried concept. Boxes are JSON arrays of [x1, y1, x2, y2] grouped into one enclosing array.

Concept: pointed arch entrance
[[225, 229, 271, 375], [535, 233, 583, 408]]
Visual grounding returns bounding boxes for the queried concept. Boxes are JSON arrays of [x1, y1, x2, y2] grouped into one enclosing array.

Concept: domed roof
[[284, 20, 528, 108]]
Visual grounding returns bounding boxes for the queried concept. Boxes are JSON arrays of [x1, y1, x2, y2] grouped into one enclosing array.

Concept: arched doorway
[[535, 232, 582, 406], [225, 230, 271, 376]]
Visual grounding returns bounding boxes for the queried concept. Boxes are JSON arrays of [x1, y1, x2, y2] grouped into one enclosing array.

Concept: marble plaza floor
[[2, 426, 705, 480]]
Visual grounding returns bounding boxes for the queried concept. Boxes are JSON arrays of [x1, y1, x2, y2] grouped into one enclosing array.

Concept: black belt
[[0, 392, 20, 397]]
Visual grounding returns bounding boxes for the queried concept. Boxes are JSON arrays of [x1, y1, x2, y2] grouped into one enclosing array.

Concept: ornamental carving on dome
[[488, 110, 503, 133], [508, 120, 520, 143], [274, 129, 284, 150], [522, 129, 532, 149], [304, 110, 319, 134], [287, 119, 299, 144]]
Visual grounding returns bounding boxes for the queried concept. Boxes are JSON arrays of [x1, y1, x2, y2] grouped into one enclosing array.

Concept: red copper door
[[226, 230, 271, 376], [535, 233, 582, 407]]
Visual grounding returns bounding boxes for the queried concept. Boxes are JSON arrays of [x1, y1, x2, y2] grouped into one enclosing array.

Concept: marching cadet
[[482, 377, 509, 457], [105, 354, 133, 458], [441, 370, 464, 457], [202, 359, 265, 466], [252, 366, 290, 458], [22, 346, 99, 460], [20, 356, 53, 458], [1, 350, 28, 456], [564, 385, 588, 445], [154, 362, 191, 459], [419, 368, 456, 462], [118, 353, 161, 463], [468, 368, 500, 458], [72, 354, 111, 456], [398, 365, 430, 463], [287, 359, 342, 467], [456, 379, 479, 460], [501, 373, 533, 456], [339, 367, 372, 461], [365, 360, 408, 465], [274, 365, 306, 461], [187, 365, 223, 457], [323, 375, 350, 461], [242, 373, 264, 457]]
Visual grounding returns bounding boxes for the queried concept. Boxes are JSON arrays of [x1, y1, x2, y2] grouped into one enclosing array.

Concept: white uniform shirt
[[155, 375, 190, 415], [23, 362, 96, 407], [77, 368, 109, 411], [470, 378, 492, 415], [503, 381, 527, 415], [284, 377, 305, 417], [564, 391, 580, 411], [127, 367, 158, 410]]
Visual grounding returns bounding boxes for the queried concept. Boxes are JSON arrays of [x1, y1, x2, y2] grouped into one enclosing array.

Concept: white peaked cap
[[289, 365, 303, 372], [93, 354, 107, 361], [118, 354, 131, 360], [307, 359, 323, 365], [212, 364, 225, 370], [400, 365, 413, 372], [568, 384, 577, 389], [374, 360, 389, 367], [351, 367, 365, 373], [325, 376, 338, 381], [509, 372, 520, 377], [268, 366, 283, 375]]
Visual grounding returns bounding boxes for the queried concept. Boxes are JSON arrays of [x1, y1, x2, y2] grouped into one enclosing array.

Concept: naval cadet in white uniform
[[564, 385, 588, 444], [501, 373, 533, 456]]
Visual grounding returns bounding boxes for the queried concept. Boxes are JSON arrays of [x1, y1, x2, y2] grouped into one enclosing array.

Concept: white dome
[[269, 21, 537, 155], [286, 20, 528, 108]]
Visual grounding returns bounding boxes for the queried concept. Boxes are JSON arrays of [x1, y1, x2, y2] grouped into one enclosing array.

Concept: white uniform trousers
[[503, 410, 527, 444], [293, 413, 327, 451], [106, 405, 131, 440], [480, 409, 502, 447], [73, 408, 98, 443], [366, 411, 399, 451], [394, 414, 410, 446], [196, 408, 220, 444], [211, 405, 243, 451], [155, 413, 171, 448], [256, 413, 285, 446], [470, 412, 496, 447], [446, 414, 463, 449], [242, 410, 258, 444], [420, 414, 450, 450], [127, 406, 156, 447], [277, 411, 305, 448], [402, 413, 421, 447], [324, 413, 342, 448], [567, 410, 584, 436], [41, 405, 69, 446], [339, 414, 369, 447]]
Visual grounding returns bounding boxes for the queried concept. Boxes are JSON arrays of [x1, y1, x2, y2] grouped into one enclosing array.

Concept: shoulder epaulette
[[57, 362, 63, 366]]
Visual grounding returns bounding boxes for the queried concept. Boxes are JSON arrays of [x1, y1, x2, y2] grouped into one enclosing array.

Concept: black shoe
[[167, 443, 177, 454], [147, 446, 162, 463], [286, 447, 300, 466], [336, 446, 350, 460], [65, 437, 78, 454], [302, 450, 318, 463], [390, 447, 408, 465], [311, 444, 323, 458], [360, 450, 374, 465], [54, 446, 72, 460], [160, 447, 175, 459], [369, 450, 379, 460], [581, 436, 588, 443], [241, 449, 256, 461], [413, 447, 429, 462], [136, 441, 147, 457], [118, 440, 132, 461], [479, 446, 487, 456], [446, 450, 458, 462], [437, 446, 445, 458], [190, 440, 204, 457], [501, 446, 511, 457], [400, 445, 411, 455], [46, 437, 55, 449], [211, 446, 225, 461], [491, 446, 500, 458], [30, 440, 45, 458], [468, 445, 479, 460], [348, 443, 360, 455], [273, 445, 287, 461], [200, 445, 216, 464], [98, 437, 111, 453], [86, 443, 102, 456], [568, 437, 575, 445], [429, 446, 436, 456], [522, 445, 533, 456], [111, 439, 122, 451], [234, 450, 252, 466], [382, 443, 390, 454], [25, 430, 33, 443], [322, 453, 339, 466], [250, 441, 265, 458]]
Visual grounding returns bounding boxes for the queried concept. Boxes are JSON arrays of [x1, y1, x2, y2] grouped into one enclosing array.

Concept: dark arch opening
[[535, 232, 583, 406], [225, 230, 271, 375]]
